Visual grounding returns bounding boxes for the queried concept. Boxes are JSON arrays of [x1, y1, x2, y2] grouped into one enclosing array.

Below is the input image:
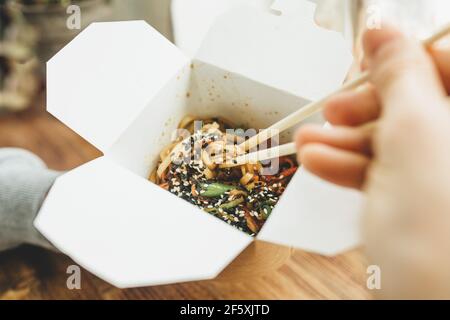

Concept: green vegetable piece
[[201, 183, 236, 197], [220, 197, 244, 209]]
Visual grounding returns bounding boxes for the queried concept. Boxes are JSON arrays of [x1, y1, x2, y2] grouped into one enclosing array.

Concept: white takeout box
[[35, 2, 363, 288]]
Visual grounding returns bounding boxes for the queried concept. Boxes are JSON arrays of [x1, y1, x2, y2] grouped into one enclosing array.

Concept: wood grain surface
[[0, 93, 372, 300]]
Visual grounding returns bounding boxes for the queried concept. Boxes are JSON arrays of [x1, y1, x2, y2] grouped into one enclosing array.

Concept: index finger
[[363, 26, 447, 116]]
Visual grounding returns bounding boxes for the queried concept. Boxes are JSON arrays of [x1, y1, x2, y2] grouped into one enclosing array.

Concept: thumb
[[363, 26, 447, 115]]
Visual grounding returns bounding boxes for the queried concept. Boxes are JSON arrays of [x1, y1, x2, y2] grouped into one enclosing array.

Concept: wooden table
[[0, 94, 371, 299]]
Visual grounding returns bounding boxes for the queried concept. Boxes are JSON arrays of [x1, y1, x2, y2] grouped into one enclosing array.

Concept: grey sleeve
[[0, 148, 60, 251]]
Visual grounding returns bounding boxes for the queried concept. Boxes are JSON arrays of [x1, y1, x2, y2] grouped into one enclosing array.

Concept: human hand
[[296, 26, 450, 298]]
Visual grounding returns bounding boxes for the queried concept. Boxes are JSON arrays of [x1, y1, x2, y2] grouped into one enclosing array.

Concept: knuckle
[[371, 39, 431, 91]]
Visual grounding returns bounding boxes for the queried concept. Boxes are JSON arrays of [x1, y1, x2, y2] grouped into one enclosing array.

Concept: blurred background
[[0, 0, 448, 299], [1, 0, 448, 113], [0, 0, 173, 113]]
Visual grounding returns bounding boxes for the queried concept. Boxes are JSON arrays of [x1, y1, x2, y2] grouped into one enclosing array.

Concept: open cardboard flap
[[195, 2, 353, 101], [47, 21, 189, 152], [171, 0, 273, 57], [35, 157, 252, 288], [257, 168, 363, 255]]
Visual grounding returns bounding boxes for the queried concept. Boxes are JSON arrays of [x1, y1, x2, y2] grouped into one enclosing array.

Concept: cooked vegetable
[[220, 197, 244, 209], [200, 182, 236, 197], [260, 203, 273, 219]]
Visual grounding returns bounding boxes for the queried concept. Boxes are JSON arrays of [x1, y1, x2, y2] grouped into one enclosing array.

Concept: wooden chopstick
[[239, 23, 450, 152], [222, 117, 383, 168], [220, 142, 297, 168], [220, 24, 450, 168]]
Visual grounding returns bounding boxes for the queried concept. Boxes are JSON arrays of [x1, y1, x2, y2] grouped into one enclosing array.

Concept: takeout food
[[36, 11, 361, 289], [149, 115, 298, 235]]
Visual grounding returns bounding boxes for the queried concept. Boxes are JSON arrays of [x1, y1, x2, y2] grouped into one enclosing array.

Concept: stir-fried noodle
[[149, 116, 298, 235]]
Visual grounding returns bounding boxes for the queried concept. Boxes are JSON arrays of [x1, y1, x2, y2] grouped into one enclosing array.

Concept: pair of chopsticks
[[223, 23, 450, 167]]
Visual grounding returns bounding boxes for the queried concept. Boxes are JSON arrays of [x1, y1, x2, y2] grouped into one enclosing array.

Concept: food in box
[[34, 3, 362, 288]]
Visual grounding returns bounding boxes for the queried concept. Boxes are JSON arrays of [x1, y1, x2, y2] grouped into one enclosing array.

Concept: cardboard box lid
[[195, 2, 353, 102], [35, 157, 252, 288], [171, 0, 268, 57], [257, 168, 363, 255], [47, 21, 189, 152]]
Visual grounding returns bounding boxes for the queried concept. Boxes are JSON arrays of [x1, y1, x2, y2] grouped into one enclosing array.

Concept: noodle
[[149, 115, 298, 235]]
